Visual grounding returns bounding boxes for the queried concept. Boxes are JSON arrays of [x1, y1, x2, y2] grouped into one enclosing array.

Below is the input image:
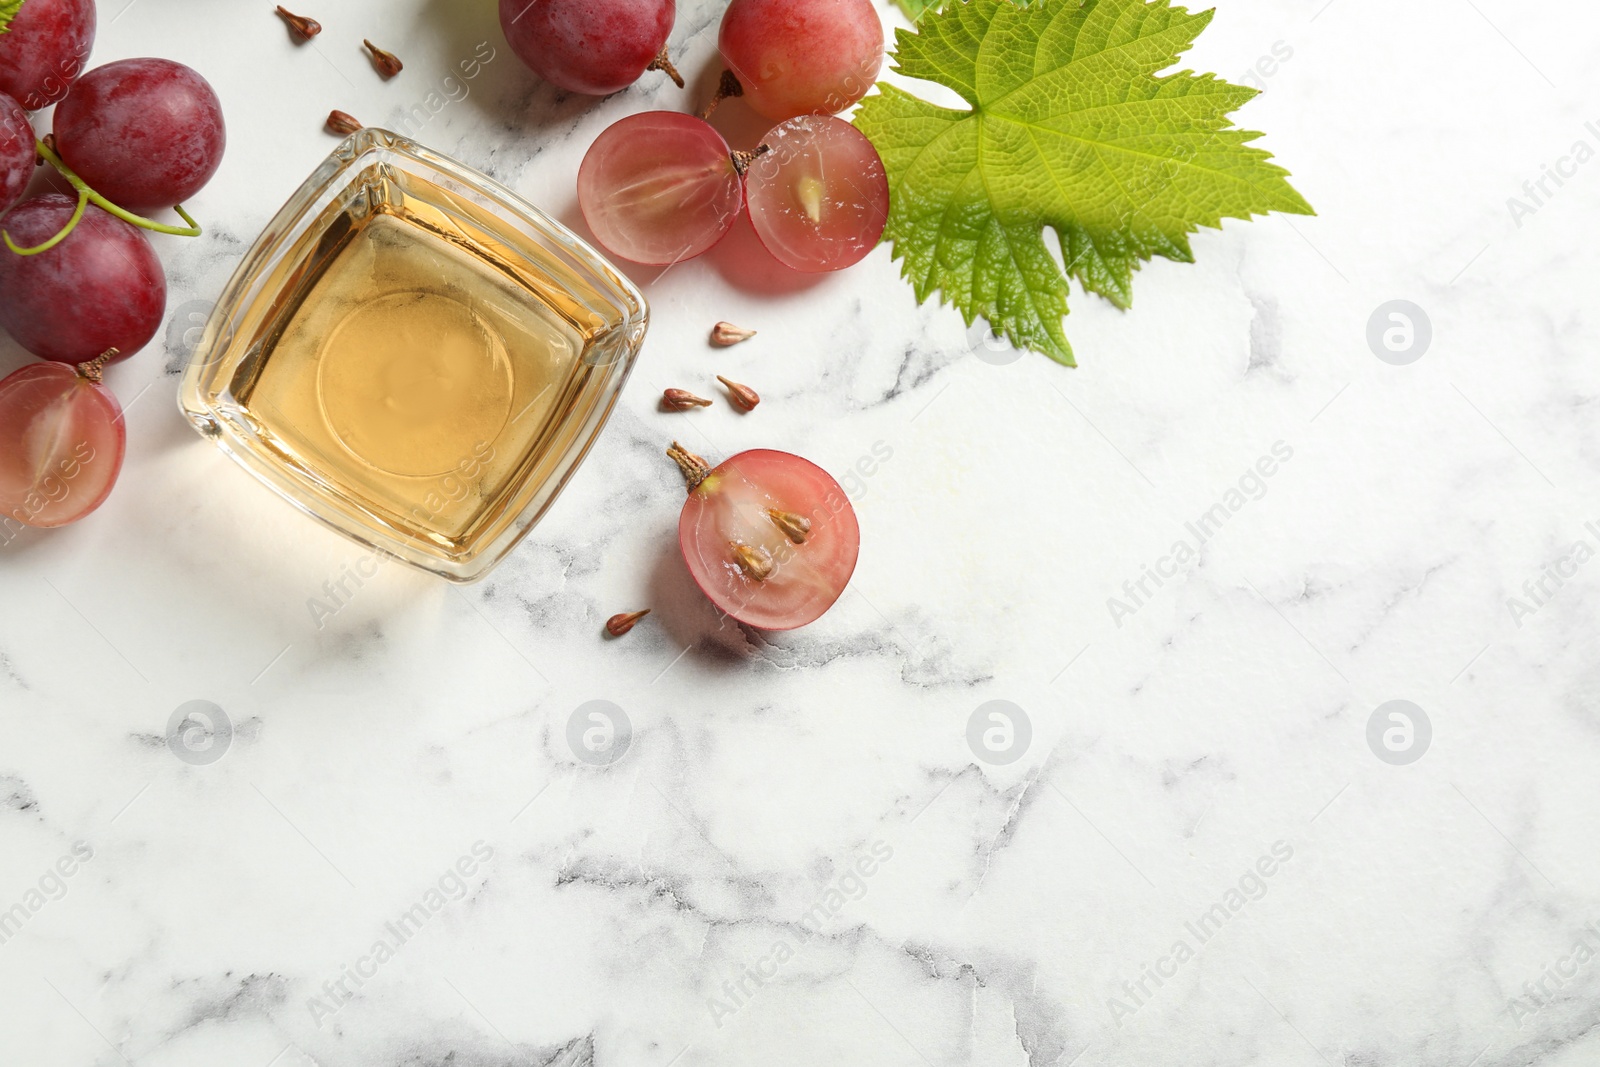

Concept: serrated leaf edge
[[858, 0, 1314, 366]]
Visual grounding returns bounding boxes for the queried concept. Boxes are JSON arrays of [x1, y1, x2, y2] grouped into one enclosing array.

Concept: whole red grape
[[0, 0, 96, 110], [0, 194, 167, 365], [719, 0, 883, 121], [0, 91, 34, 216], [499, 0, 675, 96], [54, 58, 226, 210]]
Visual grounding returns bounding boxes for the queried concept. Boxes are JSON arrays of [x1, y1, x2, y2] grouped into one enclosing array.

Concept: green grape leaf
[[0, 0, 23, 35], [855, 0, 1314, 365], [892, 0, 944, 21]]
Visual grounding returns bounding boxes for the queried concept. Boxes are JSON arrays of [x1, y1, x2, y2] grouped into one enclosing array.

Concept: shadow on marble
[[642, 532, 793, 671], [644, 535, 721, 644], [706, 211, 831, 298], [414, 0, 600, 133]]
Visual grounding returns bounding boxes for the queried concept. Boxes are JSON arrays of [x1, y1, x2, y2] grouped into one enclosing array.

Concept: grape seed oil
[[181, 131, 648, 581]]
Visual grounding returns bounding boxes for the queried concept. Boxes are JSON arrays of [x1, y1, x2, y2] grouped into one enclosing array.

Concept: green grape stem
[[2, 138, 202, 256]]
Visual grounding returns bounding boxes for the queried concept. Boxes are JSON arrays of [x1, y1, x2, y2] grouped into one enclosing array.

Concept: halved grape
[[0, 194, 167, 365], [673, 445, 859, 630], [0, 0, 95, 110], [54, 58, 226, 210], [0, 91, 33, 216], [578, 111, 743, 266], [500, 0, 678, 96], [719, 0, 883, 121], [0, 361, 126, 530], [744, 116, 888, 273]]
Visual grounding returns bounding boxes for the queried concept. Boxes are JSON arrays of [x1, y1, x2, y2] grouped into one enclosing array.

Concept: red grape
[[499, 0, 677, 96], [0, 91, 33, 216], [0, 0, 95, 110], [53, 58, 226, 210], [0, 360, 125, 530], [578, 112, 743, 266], [0, 194, 167, 365], [744, 116, 888, 273], [673, 446, 859, 630], [719, 0, 883, 121]]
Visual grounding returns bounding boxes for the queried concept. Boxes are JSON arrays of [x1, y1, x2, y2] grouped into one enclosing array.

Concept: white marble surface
[[3, 0, 1600, 1064]]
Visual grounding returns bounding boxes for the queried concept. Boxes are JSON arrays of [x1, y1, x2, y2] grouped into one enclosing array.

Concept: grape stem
[[730, 144, 770, 176], [2, 139, 203, 257], [647, 47, 685, 90], [76, 349, 119, 383], [701, 70, 745, 121], [9, 189, 89, 256]]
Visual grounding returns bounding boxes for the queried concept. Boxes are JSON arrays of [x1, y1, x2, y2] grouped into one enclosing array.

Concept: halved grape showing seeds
[[672, 444, 860, 630], [744, 116, 888, 273]]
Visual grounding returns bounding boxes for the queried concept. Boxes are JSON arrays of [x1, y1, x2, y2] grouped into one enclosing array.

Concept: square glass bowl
[[180, 129, 647, 582]]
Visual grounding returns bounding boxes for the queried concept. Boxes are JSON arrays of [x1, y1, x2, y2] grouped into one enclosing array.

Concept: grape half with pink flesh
[[579, 112, 743, 266], [499, 0, 678, 96], [744, 116, 888, 273], [0, 194, 167, 365], [0, 0, 96, 110], [0, 91, 34, 216], [53, 58, 226, 210], [672, 445, 860, 631], [0, 360, 126, 529], [719, 0, 883, 121]]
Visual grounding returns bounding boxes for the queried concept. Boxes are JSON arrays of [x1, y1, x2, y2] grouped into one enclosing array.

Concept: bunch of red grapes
[[502, 0, 891, 273], [0, 0, 224, 532]]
